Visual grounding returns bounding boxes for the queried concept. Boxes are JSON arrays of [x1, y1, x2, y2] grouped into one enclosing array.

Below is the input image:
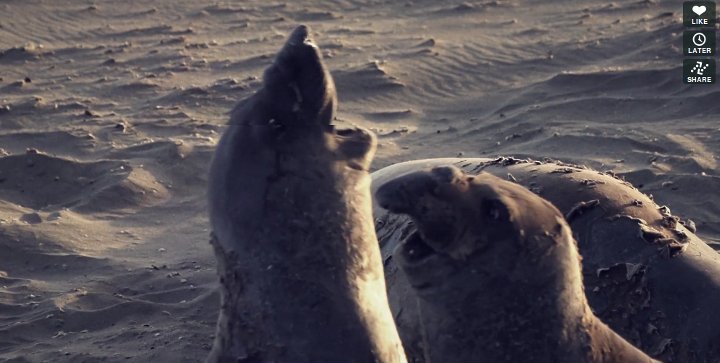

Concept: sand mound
[[333, 61, 405, 102], [0, 43, 47, 62], [0, 229, 106, 278], [0, 131, 97, 157], [0, 152, 168, 213]]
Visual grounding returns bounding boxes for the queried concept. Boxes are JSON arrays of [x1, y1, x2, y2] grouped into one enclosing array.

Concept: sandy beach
[[1, 0, 718, 361]]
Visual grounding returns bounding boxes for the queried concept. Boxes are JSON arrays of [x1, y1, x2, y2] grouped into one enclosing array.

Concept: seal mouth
[[401, 231, 436, 262], [397, 231, 466, 292], [399, 232, 440, 290]]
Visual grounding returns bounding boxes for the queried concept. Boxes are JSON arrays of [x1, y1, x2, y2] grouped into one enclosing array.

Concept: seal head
[[376, 166, 658, 363]]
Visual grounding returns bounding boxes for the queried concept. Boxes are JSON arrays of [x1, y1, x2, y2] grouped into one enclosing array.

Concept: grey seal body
[[376, 166, 659, 363], [373, 158, 720, 363], [207, 26, 406, 363]]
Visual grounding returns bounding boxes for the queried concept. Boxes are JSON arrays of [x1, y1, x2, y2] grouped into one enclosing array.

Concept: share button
[[683, 59, 716, 84]]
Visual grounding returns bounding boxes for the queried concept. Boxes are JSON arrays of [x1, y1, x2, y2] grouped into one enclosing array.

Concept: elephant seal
[[375, 166, 659, 363], [373, 158, 720, 363], [207, 26, 406, 363]]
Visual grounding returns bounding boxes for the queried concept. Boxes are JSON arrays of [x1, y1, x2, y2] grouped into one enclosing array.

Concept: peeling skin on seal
[[456, 159, 491, 173], [580, 179, 606, 188], [658, 205, 672, 217], [661, 215, 679, 229], [585, 261, 657, 350], [551, 167, 577, 174], [595, 262, 646, 281], [624, 263, 644, 280], [608, 215, 690, 258], [450, 156, 637, 188], [684, 219, 698, 233], [680, 219, 697, 233], [565, 199, 601, 224], [663, 241, 689, 258], [462, 160, 698, 257], [638, 222, 666, 243], [672, 228, 689, 241]]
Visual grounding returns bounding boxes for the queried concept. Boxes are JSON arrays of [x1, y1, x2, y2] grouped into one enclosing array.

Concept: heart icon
[[693, 5, 707, 16]]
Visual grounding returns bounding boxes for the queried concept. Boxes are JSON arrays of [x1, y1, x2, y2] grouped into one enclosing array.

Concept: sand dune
[[1, 0, 718, 361]]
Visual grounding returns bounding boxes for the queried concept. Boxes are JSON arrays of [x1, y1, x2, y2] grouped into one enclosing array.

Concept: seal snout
[[261, 25, 337, 130], [375, 166, 466, 223], [375, 171, 439, 214], [376, 167, 469, 261], [286, 25, 313, 47]]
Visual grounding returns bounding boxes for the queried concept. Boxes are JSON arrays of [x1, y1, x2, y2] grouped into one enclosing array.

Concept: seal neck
[[419, 223, 593, 363]]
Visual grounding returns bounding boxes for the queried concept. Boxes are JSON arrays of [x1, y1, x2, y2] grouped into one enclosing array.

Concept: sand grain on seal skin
[[0, 0, 718, 361]]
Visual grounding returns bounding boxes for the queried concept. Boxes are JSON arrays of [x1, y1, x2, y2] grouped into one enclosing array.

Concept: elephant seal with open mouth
[[373, 158, 720, 362], [376, 165, 659, 363], [206, 26, 406, 363]]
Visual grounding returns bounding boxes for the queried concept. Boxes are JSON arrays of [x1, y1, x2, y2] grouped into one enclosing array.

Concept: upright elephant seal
[[376, 166, 659, 363], [373, 158, 720, 363], [207, 26, 406, 363]]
